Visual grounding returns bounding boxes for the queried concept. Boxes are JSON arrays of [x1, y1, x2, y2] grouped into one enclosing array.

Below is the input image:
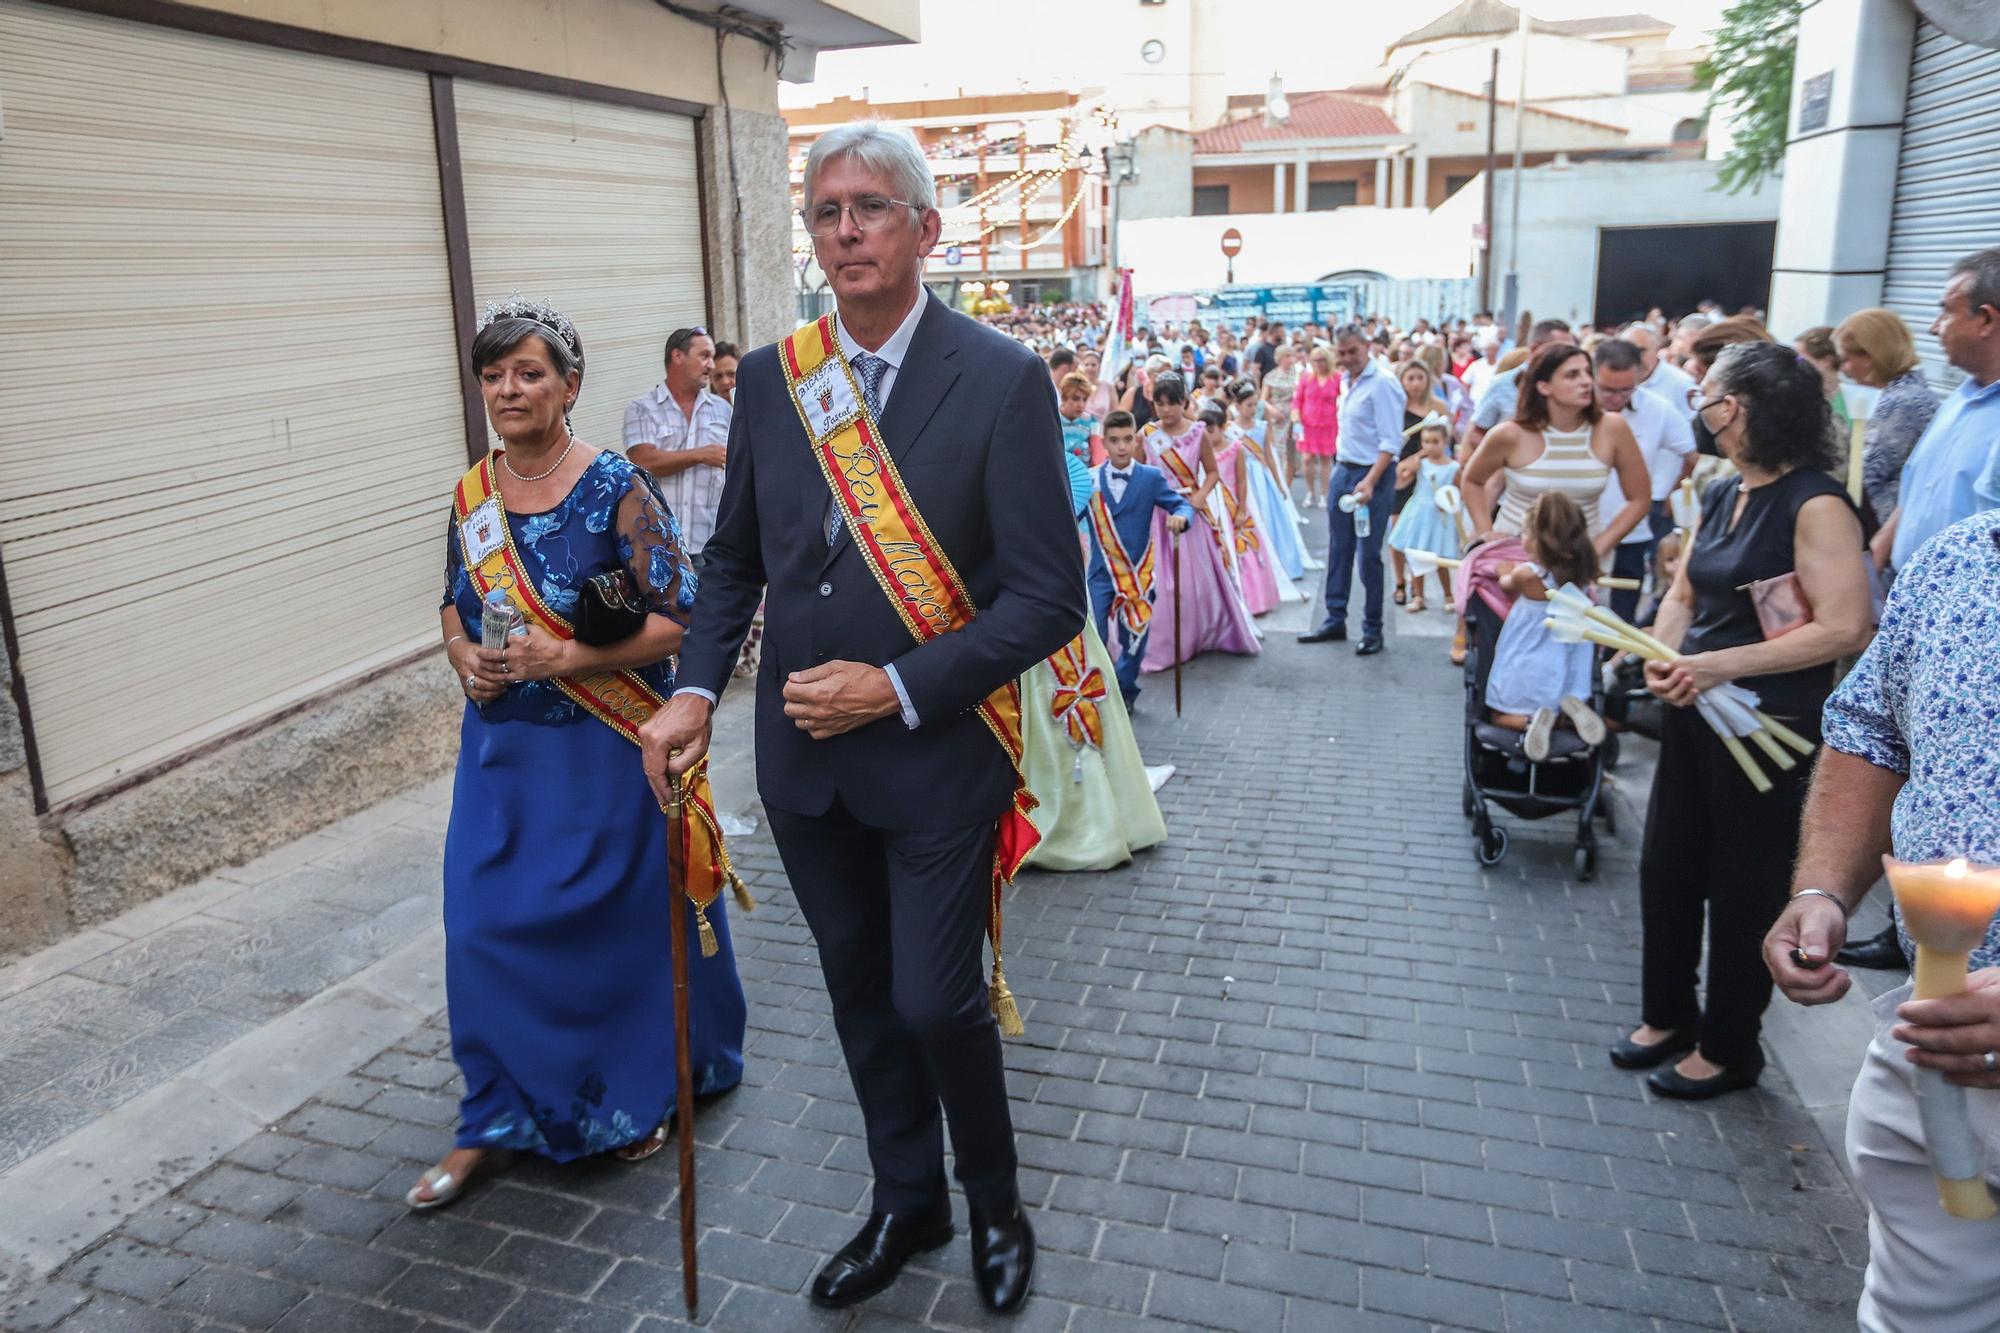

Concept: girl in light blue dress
[[1228, 381, 1311, 583], [1483, 492, 1607, 762], [1386, 419, 1462, 611]]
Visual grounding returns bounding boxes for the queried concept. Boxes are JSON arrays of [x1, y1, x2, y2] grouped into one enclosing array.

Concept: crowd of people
[[428, 114, 2000, 1327], [978, 251, 2000, 1325]]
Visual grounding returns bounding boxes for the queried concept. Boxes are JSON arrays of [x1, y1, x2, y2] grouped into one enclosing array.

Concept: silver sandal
[[405, 1165, 466, 1211]]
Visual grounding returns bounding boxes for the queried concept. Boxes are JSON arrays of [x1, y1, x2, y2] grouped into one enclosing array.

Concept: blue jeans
[[1610, 501, 1676, 622], [1319, 461, 1396, 637]]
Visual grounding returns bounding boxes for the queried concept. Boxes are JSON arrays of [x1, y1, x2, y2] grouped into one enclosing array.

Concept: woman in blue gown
[[415, 297, 745, 1208]]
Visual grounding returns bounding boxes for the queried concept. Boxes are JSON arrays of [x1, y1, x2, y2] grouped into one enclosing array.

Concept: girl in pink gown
[[1204, 407, 1282, 615], [1141, 376, 1261, 673]]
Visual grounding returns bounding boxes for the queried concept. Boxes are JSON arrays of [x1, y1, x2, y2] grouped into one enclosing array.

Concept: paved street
[[0, 517, 1874, 1332]]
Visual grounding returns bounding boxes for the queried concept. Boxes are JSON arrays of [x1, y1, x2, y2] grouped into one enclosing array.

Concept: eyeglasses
[[666, 327, 708, 356], [800, 194, 924, 237]]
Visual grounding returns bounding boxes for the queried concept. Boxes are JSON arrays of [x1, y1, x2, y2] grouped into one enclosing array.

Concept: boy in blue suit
[[1086, 410, 1194, 707]]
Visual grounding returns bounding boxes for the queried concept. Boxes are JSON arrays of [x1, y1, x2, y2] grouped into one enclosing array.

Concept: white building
[[1768, 0, 2000, 388]]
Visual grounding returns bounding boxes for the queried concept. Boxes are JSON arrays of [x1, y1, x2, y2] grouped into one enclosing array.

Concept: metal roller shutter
[[1883, 20, 2000, 392], [453, 81, 708, 455], [0, 0, 468, 805]]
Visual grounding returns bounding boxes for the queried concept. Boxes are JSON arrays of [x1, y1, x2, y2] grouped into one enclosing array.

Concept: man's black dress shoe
[[1647, 1056, 1764, 1101], [1355, 635, 1385, 656], [1609, 1027, 1696, 1070], [809, 1206, 953, 1309], [1297, 624, 1347, 643], [1836, 924, 1909, 971], [968, 1198, 1035, 1313]]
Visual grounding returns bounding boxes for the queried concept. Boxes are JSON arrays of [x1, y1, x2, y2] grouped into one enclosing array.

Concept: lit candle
[[1885, 855, 2000, 1220]]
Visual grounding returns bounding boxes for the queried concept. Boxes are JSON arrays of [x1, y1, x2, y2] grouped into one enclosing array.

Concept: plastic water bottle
[[481, 587, 526, 647], [1352, 498, 1371, 540]]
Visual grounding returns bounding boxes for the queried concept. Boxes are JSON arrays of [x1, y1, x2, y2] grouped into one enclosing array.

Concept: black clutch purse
[[571, 569, 651, 646]]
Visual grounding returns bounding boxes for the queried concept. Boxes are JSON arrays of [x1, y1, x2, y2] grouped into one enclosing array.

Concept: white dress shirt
[[1106, 465, 1136, 505], [1597, 387, 1696, 544], [1641, 357, 1699, 423]]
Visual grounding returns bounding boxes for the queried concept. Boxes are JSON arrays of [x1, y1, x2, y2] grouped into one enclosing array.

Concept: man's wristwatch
[[1789, 888, 1850, 918]]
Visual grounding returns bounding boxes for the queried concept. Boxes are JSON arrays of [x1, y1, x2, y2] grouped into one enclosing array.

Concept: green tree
[[1696, 0, 1804, 193]]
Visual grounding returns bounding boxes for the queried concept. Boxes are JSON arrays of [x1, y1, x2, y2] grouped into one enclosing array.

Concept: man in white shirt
[[623, 327, 733, 559], [1594, 339, 1695, 620], [1621, 323, 1698, 423]]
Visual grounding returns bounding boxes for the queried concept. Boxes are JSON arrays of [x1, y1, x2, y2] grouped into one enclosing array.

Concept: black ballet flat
[[1647, 1056, 1764, 1101], [1608, 1027, 1696, 1070]]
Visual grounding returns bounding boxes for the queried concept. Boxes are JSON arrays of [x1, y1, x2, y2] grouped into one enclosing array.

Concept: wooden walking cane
[[664, 771, 699, 1315], [1172, 528, 1183, 718]]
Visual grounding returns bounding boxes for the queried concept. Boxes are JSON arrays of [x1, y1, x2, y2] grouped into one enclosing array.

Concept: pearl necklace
[[501, 433, 576, 483]]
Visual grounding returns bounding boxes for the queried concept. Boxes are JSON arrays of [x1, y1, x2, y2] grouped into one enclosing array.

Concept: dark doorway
[[1594, 222, 1776, 326]]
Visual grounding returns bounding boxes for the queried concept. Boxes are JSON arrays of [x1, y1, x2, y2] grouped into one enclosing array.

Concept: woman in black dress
[[1614, 342, 1875, 1098]]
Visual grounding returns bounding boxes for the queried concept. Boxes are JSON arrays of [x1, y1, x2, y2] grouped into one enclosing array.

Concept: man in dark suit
[[1085, 409, 1192, 707], [640, 122, 1084, 1315]]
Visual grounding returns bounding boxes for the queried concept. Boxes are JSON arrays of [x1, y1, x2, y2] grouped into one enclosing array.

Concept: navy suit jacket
[[676, 292, 1087, 829], [1085, 461, 1193, 595]]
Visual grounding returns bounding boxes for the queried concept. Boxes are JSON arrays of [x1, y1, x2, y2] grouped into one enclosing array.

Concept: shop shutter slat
[[452, 82, 707, 458], [0, 1, 468, 803], [1883, 21, 2000, 392]]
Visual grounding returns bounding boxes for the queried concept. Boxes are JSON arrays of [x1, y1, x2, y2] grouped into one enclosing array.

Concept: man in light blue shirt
[[1880, 249, 2000, 573], [1298, 324, 1407, 655]]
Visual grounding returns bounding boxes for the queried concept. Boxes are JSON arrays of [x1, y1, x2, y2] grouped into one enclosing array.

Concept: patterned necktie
[[829, 352, 889, 545]]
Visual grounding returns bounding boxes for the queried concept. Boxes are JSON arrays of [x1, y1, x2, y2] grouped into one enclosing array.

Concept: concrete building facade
[[1770, 0, 2000, 388]]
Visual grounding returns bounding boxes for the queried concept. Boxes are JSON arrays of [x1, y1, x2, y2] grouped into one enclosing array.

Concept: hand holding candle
[[1886, 856, 2000, 1220]]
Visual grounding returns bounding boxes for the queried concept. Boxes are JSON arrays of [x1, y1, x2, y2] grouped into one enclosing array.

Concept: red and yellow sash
[[1086, 491, 1155, 637], [1047, 634, 1107, 751], [1146, 430, 1237, 568], [1220, 481, 1262, 558], [778, 316, 1035, 1035], [453, 455, 751, 951]]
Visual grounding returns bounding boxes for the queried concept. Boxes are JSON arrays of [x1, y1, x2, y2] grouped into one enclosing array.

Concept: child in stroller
[[1484, 494, 1608, 759], [1462, 493, 1614, 877]]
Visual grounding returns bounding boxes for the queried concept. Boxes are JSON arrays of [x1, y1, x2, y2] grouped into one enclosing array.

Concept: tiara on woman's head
[[478, 291, 582, 362]]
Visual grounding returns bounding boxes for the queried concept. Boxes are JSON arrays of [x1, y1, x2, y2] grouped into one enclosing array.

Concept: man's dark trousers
[[1321, 460, 1396, 637], [764, 802, 1017, 1213]]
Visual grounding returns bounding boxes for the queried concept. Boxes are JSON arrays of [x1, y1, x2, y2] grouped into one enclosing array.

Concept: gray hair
[[1948, 247, 2000, 314], [803, 121, 937, 213], [472, 315, 584, 390], [1676, 313, 1713, 336], [1333, 322, 1368, 346]]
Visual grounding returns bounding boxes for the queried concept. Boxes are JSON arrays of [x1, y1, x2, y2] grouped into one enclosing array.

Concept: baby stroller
[[1460, 595, 1613, 880]]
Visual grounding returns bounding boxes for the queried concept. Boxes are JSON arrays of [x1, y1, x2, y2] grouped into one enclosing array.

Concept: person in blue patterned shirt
[[1765, 510, 2000, 1330]]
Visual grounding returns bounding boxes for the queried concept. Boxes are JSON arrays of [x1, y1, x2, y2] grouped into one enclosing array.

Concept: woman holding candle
[[1616, 341, 1874, 1099]]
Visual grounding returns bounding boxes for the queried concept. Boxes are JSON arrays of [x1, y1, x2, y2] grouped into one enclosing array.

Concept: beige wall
[[181, 0, 780, 113], [1194, 162, 1382, 213]]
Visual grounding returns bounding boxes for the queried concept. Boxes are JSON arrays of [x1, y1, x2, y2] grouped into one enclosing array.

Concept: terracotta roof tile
[[1193, 95, 1401, 153]]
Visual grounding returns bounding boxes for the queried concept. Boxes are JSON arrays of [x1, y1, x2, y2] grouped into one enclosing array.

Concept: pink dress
[[1293, 371, 1342, 457], [1215, 437, 1281, 615], [1140, 421, 1261, 673]]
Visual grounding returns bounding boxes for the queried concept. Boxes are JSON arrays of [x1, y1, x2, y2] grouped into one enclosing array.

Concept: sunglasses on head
[[667, 326, 709, 355]]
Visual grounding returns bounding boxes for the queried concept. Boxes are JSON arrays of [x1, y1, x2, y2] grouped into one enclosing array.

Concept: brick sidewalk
[[2, 600, 1869, 1332]]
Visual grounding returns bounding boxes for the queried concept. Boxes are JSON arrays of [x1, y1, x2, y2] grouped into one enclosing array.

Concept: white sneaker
[[1524, 708, 1555, 762], [1560, 695, 1607, 747]]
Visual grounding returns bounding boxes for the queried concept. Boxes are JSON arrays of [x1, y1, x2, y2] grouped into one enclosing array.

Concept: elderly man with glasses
[[640, 121, 1082, 1316], [624, 325, 731, 563]]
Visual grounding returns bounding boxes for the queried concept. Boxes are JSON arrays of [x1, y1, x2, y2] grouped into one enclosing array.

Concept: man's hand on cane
[[641, 694, 713, 808], [1764, 893, 1853, 1006], [1895, 970, 2000, 1089]]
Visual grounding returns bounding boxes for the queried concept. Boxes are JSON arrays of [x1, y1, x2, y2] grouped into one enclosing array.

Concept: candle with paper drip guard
[[1402, 549, 1462, 581], [1886, 856, 2000, 1220]]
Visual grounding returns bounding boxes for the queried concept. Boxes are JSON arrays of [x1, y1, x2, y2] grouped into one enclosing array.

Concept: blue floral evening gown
[[440, 450, 745, 1160]]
